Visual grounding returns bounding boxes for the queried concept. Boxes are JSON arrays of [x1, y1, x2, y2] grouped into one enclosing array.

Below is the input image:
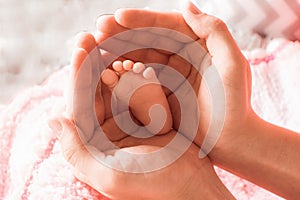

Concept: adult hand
[[95, 1, 300, 198], [49, 32, 234, 200], [183, 4, 300, 198], [95, 0, 251, 161]]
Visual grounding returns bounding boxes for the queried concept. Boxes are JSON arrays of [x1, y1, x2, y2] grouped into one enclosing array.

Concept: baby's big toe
[[101, 69, 119, 88]]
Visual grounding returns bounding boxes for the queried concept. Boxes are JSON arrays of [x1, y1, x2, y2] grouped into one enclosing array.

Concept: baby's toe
[[123, 60, 134, 71], [101, 69, 119, 88], [143, 67, 156, 79], [133, 62, 146, 74]]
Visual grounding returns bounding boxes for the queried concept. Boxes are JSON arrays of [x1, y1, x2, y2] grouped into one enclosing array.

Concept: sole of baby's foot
[[101, 60, 173, 135]]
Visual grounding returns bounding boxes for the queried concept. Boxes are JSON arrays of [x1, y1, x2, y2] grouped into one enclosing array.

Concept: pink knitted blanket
[[1, 38, 299, 199]]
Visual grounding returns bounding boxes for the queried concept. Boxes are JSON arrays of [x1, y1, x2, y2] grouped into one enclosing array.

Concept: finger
[[82, 34, 105, 125], [96, 15, 128, 36], [57, 118, 101, 173], [98, 35, 170, 65], [68, 48, 89, 115], [96, 28, 181, 59], [74, 32, 103, 90], [183, 1, 248, 158], [71, 48, 96, 140], [96, 15, 183, 52], [75, 32, 98, 53], [72, 33, 106, 139], [182, 1, 248, 75], [114, 8, 199, 42]]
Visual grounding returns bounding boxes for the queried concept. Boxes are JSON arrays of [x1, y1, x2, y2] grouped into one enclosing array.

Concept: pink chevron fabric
[[193, 0, 300, 40], [2, 37, 300, 199]]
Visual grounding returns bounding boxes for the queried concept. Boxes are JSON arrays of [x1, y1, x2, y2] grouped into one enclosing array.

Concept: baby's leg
[[101, 60, 173, 135]]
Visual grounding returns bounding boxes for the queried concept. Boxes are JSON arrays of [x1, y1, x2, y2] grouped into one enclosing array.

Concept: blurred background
[[0, 0, 180, 104]]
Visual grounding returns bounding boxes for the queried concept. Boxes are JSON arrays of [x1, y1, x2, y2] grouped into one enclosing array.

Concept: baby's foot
[[101, 60, 173, 135]]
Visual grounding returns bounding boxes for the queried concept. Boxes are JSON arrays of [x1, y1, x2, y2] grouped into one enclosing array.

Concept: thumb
[[53, 118, 106, 179], [53, 118, 116, 194], [54, 118, 92, 167], [182, 1, 248, 76]]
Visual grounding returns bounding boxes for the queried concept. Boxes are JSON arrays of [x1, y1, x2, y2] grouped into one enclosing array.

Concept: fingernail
[[48, 119, 62, 138], [95, 14, 112, 30], [188, 1, 201, 15]]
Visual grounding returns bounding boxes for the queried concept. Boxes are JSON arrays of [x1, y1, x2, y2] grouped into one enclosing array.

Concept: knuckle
[[209, 17, 227, 31]]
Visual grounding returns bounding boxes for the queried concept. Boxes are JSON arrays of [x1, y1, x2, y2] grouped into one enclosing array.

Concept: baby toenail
[[133, 62, 145, 73], [143, 67, 156, 79]]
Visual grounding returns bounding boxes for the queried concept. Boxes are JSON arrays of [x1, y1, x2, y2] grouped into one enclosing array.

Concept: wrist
[[208, 109, 260, 166], [208, 110, 300, 198]]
